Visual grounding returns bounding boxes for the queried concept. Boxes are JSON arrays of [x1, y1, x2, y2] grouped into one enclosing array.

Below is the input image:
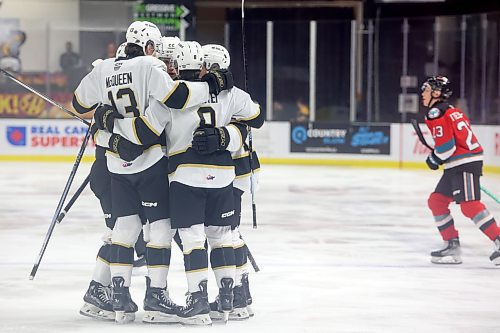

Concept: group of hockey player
[[420, 75, 500, 265], [72, 20, 264, 325]]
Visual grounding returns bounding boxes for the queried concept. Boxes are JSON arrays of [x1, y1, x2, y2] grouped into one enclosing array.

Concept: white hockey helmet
[[115, 42, 127, 58], [202, 44, 230, 70], [159, 36, 180, 60], [172, 41, 204, 71], [125, 21, 162, 54]]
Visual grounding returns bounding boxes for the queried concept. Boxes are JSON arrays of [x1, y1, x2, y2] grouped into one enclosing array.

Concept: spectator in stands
[[60, 41, 82, 91]]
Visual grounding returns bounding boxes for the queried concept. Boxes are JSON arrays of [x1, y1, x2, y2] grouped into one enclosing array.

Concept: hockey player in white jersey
[[195, 44, 264, 320], [104, 40, 260, 325], [72, 21, 234, 324]]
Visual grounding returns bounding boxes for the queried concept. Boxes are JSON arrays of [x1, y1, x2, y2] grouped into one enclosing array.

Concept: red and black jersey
[[424, 102, 483, 169]]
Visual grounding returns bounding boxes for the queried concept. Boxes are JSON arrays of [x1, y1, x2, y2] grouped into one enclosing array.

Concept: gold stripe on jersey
[[73, 92, 95, 109], [140, 115, 161, 136], [237, 103, 261, 121], [106, 144, 161, 158], [227, 123, 243, 150], [162, 81, 191, 110], [168, 164, 234, 177], [168, 146, 191, 157], [233, 151, 250, 159], [162, 81, 180, 104]]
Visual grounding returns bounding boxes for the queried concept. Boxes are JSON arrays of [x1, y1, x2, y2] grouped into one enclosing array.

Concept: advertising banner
[[290, 122, 391, 155], [0, 119, 94, 156]]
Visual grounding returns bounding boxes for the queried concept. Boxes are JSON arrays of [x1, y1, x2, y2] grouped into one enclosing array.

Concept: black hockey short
[[110, 157, 169, 223], [170, 182, 235, 229], [89, 158, 115, 229], [232, 188, 244, 230], [435, 161, 483, 203]]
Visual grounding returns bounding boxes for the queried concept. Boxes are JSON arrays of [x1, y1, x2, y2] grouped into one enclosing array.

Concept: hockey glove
[[94, 104, 123, 132], [108, 134, 143, 162], [201, 69, 234, 95], [192, 127, 230, 154], [426, 151, 443, 170]]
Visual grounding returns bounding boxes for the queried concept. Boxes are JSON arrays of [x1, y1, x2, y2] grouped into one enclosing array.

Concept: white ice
[[0, 162, 499, 333]]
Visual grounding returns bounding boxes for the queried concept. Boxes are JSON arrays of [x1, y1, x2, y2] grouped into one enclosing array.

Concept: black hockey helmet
[[421, 75, 453, 99]]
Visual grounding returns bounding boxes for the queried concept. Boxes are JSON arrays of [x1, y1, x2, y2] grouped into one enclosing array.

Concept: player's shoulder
[[136, 56, 166, 69], [426, 102, 451, 120]]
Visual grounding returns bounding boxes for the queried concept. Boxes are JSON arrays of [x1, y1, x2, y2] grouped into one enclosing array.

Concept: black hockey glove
[[192, 127, 230, 154], [201, 69, 234, 95], [425, 150, 443, 170], [94, 104, 123, 132], [108, 134, 143, 162]]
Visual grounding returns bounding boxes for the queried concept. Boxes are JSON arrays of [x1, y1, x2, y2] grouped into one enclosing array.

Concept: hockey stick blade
[[0, 68, 90, 126]]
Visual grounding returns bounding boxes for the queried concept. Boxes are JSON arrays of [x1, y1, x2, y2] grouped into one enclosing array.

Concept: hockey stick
[[29, 125, 92, 280], [240, 235, 260, 272], [0, 68, 90, 126], [241, 0, 257, 229], [410, 119, 499, 204], [56, 173, 90, 224]]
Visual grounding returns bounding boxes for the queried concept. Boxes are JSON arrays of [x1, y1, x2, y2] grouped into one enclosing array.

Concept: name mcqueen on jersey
[[105, 72, 133, 88]]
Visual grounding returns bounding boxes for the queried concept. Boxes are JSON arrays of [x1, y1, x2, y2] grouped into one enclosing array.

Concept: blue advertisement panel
[[290, 122, 391, 155]]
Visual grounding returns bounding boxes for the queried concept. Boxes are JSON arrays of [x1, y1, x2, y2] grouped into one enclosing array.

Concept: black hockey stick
[[0, 68, 90, 126], [29, 125, 92, 280], [56, 173, 91, 224], [240, 235, 260, 272], [410, 119, 499, 204], [241, 0, 257, 229]]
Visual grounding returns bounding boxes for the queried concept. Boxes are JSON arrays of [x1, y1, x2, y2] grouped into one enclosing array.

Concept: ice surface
[[0, 162, 499, 333]]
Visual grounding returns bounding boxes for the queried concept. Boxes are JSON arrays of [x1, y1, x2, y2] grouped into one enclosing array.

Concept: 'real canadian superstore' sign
[[1, 119, 95, 156]]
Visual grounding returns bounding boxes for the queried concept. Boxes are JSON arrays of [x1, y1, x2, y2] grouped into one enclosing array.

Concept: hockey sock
[[179, 224, 209, 293], [92, 244, 111, 286], [210, 246, 236, 288], [109, 244, 134, 287], [461, 201, 500, 241], [146, 246, 171, 289], [428, 192, 458, 240]]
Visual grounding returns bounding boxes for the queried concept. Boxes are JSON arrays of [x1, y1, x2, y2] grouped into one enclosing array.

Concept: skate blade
[[209, 310, 224, 321], [247, 304, 254, 317], [79, 303, 114, 321], [431, 255, 462, 264], [229, 307, 250, 321], [179, 313, 212, 326], [115, 310, 136, 324], [490, 255, 500, 265], [143, 311, 179, 324]]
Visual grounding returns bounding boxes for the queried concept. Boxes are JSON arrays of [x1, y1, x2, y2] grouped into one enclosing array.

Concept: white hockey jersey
[[112, 86, 260, 188], [73, 55, 211, 174]]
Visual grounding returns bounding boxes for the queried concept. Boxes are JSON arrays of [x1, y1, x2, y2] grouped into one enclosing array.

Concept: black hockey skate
[[230, 285, 250, 320], [430, 237, 462, 264], [241, 273, 254, 317], [208, 277, 234, 323], [111, 276, 138, 323], [489, 237, 500, 265], [176, 280, 211, 326], [79, 280, 114, 321], [143, 277, 179, 324]]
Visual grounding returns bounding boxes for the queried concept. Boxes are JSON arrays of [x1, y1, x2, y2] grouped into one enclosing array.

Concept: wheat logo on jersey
[[142, 201, 158, 207], [206, 174, 215, 180], [428, 108, 441, 119], [221, 210, 235, 218], [6, 126, 26, 146]]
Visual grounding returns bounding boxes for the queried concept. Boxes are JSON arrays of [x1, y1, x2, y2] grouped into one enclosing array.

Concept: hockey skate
[[242, 273, 254, 317], [176, 280, 211, 326], [489, 237, 500, 265], [230, 285, 250, 320], [142, 277, 179, 324], [111, 276, 138, 324], [208, 277, 234, 323], [430, 238, 462, 264], [79, 280, 114, 321]]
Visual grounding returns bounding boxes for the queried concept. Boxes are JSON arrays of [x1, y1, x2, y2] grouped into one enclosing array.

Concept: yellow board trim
[[0, 155, 96, 163]]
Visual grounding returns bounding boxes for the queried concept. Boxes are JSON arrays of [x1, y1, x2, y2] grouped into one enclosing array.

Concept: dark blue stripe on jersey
[[72, 95, 97, 114], [446, 151, 483, 162], [479, 218, 495, 232], [242, 109, 265, 129], [146, 247, 171, 266], [164, 82, 189, 109], [109, 244, 134, 265], [234, 245, 247, 268], [97, 244, 111, 262], [210, 247, 236, 269], [230, 121, 248, 143], [437, 220, 455, 232], [169, 148, 234, 174], [184, 248, 208, 272], [134, 117, 162, 145], [95, 145, 106, 160], [234, 151, 260, 176]]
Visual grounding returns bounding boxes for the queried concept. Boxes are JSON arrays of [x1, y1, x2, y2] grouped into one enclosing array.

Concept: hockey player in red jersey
[[421, 75, 500, 265]]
